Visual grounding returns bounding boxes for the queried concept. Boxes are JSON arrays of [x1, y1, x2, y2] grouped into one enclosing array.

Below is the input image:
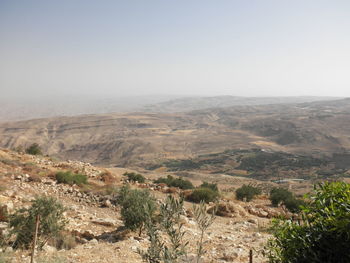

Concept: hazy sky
[[1, 0, 350, 98]]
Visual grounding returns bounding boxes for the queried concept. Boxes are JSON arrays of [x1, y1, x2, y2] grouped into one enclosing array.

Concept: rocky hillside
[[0, 148, 297, 263], [0, 99, 350, 168]]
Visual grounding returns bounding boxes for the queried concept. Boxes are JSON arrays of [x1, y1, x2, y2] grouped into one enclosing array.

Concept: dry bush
[[99, 171, 116, 184], [52, 231, 77, 250]]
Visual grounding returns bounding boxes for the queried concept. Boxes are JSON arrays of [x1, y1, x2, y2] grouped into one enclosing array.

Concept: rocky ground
[[0, 149, 291, 263]]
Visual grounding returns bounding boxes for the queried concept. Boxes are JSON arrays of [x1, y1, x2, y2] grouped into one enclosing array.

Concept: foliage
[[186, 188, 219, 203], [269, 187, 304, 212], [199, 181, 218, 192], [138, 195, 188, 263], [235, 184, 261, 202], [55, 171, 87, 186], [154, 175, 194, 190], [266, 182, 350, 263], [269, 187, 293, 206], [193, 201, 216, 263], [283, 197, 305, 213], [117, 186, 156, 234], [25, 143, 42, 155], [123, 172, 146, 183], [163, 159, 201, 171], [9, 196, 67, 249]]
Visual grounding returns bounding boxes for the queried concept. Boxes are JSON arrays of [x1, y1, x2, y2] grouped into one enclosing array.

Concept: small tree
[[25, 143, 42, 155], [236, 184, 261, 202], [269, 187, 293, 207], [186, 188, 219, 203], [55, 171, 88, 185], [118, 186, 156, 235], [269, 187, 304, 212], [123, 172, 146, 183], [154, 175, 194, 190], [193, 201, 216, 263], [9, 196, 67, 249], [199, 182, 218, 192], [139, 195, 188, 262], [266, 182, 350, 263]]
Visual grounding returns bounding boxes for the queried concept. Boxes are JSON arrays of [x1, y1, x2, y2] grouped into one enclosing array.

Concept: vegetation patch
[[9, 196, 67, 249], [186, 188, 219, 203], [235, 184, 261, 202], [117, 186, 156, 234], [154, 175, 194, 190], [266, 182, 350, 262], [55, 171, 87, 185], [123, 172, 145, 183], [25, 143, 42, 155], [199, 181, 218, 192], [269, 187, 305, 213]]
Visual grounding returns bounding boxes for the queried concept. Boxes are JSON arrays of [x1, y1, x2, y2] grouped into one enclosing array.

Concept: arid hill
[[0, 98, 350, 169]]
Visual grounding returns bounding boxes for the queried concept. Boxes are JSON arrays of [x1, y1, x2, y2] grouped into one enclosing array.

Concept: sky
[[1, 0, 350, 99]]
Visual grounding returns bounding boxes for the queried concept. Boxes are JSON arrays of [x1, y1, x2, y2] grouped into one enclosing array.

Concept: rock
[[248, 218, 258, 224], [72, 230, 96, 240], [102, 199, 112, 208], [42, 245, 57, 253], [221, 252, 238, 261], [92, 218, 117, 227], [4, 247, 13, 253], [89, 238, 99, 245]]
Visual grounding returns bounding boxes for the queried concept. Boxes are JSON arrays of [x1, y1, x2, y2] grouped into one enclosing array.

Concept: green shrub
[[55, 171, 87, 185], [25, 143, 42, 155], [283, 197, 305, 213], [139, 195, 188, 262], [266, 182, 350, 263], [9, 196, 67, 249], [269, 187, 304, 212], [154, 175, 194, 190], [186, 188, 219, 203], [235, 184, 261, 202], [117, 186, 156, 234], [199, 181, 218, 192], [123, 172, 145, 183], [269, 187, 293, 207]]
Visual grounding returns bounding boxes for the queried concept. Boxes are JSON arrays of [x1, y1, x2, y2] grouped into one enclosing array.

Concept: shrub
[[283, 197, 305, 213], [123, 172, 145, 183], [53, 231, 77, 250], [235, 184, 261, 202], [138, 195, 188, 262], [117, 186, 156, 234], [266, 182, 350, 263], [199, 181, 218, 192], [25, 143, 42, 155], [154, 175, 194, 190], [269, 187, 293, 206], [9, 196, 67, 249], [55, 171, 87, 185], [269, 187, 304, 212], [186, 188, 219, 203]]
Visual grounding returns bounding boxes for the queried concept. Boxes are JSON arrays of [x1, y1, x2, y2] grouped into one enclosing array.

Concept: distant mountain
[[0, 98, 349, 168], [141, 96, 342, 113], [0, 95, 341, 122]]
